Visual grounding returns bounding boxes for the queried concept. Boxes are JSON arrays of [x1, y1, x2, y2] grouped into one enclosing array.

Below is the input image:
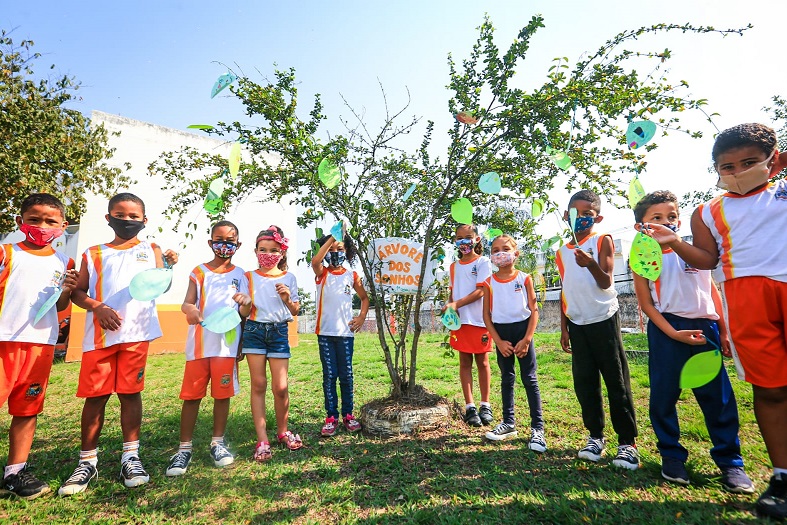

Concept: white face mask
[[716, 151, 775, 195]]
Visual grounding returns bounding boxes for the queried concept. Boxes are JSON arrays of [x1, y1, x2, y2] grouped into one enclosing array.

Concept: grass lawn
[[0, 332, 776, 524]]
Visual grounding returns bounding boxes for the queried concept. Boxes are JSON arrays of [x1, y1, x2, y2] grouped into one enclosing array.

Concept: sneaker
[[529, 428, 547, 453], [463, 406, 482, 427], [165, 451, 192, 477], [720, 466, 755, 494], [58, 462, 97, 496], [321, 417, 338, 437], [661, 457, 690, 485], [1, 468, 51, 500], [757, 474, 787, 520], [343, 414, 362, 432], [612, 445, 640, 470], [120, 457, 149, 488], [485, 422, 517, 441], [577, 436, 606, 462], [210, 442, 234, 468], [478, 405, 494, 426]]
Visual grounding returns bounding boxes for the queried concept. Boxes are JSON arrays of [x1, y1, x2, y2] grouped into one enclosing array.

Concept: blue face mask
[[573, 216, 595, 233], [327, 251, 346, 267], [665, 224, 678, 233], [455, 239, 474, 254]]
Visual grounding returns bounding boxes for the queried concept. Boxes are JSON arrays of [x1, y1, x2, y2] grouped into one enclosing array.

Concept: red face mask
[[19, 224, 63, 247]]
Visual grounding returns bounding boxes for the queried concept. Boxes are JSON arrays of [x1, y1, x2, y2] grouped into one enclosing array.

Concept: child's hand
[[163, 249, 178, 267], [573, 249, 595, 268], [672, 330, 707, 346], [560, 330, 571, 353], [497, 339, 515, 357], [93, 303, 123, 330], [513, 338, 531, 357], [61, 269, 79, 292], [441, 301, 457, 314], [275, 284, 291, 302], [349, 315, 364, 332], [719, 332, 732, 358], [233, 293, 251, 307], [641, 223, 680, 245], [186, 309, 203, 325]]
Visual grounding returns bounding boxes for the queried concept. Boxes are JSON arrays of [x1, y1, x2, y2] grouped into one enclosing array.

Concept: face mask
[[716, 151, 775, 195], [327, 251, 346, 267], [665, 224, 678, 233], [491, 251, 515, 268], [211, 241, 238, 259], [19, 224, 63, 247], [455, 238, 474, 255], [573, 216, 594, 233], [108, 216, 145, 240], [257, 252, 282, 268]]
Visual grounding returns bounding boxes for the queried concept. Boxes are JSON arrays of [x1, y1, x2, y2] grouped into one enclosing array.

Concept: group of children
[[1, 122, 785, 519]]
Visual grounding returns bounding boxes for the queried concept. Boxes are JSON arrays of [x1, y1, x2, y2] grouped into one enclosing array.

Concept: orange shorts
[[722, 276, 787, 388], [0, 342, 54, 417], [449, 324, 492, 354], [77, 341, 149, 398], [180, 357, 238, 400]]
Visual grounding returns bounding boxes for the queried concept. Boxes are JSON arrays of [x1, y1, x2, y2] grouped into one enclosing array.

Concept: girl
[[310, 222, 370, 437], [482, 235, 546, 452], [442, 223, 493, 428], [167, 221, 251, 476], [242, 225, 301, 460]]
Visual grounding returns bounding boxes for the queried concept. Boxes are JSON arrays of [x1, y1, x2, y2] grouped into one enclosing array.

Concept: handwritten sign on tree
[[371, 238, 437, 295]]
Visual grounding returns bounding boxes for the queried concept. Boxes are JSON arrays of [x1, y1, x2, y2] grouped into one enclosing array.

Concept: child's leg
[[179, 399, 202, 442], [318, 335, 340, 419], [118, 392, 142, 443], [496, 349, 516, 425], [475, 352, 491, 404], [208, 357, 236, 439], [752, 385, 787, 469], [7, 415, 37, 465], [517, 341, 543, 431], [246, 354, 269, 443], [458, 352, 475, 405], [80, 395, 111, 450], [335, 337, 355, 417], [568, 321, 605, 438], [213, 398, 230, 438], [268, 358, 290, 436]]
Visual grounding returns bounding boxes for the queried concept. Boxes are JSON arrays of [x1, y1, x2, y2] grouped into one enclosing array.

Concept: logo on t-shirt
[[231, 278, 240, 291], [513, 282, 523, 293], [51, 269, 64, 287], [683, 262, 699, 274], [471, 265, 478, 277], [25, 383, 42, 399], [344, 284, 352, 295], [136, 250, 149, 263], [774, 186, 787, 201]]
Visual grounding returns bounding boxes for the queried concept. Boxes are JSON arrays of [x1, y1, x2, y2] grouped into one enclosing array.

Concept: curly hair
[[712, 123, 777, 164], [255, 225, 288, 271], [633, 190, 678, 223], [316, 232, 358, 266]]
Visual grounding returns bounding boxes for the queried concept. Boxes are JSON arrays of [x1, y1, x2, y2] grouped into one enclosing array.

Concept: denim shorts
[[242, 320, 291, 359]]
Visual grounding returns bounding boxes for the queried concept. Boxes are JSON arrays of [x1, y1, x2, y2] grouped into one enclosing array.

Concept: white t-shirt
[[315, 267, 358, 337], [486, 270, 532, 324], [648, 249, 718, 320], [184, 264, 249, 360], [0, 243, 74, 345], [246, 270, 299, 323], [556, 233, 618, 325], [449, 255, 491, 327]]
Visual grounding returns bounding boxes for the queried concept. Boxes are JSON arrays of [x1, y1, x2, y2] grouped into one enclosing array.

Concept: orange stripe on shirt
[[706, 199, 735, 280], [89, 246, 106, 349], [0, 245, 14, 320], [193, 266, 206, 360], [555, 250, 568, 314], [315, 277, 326, 336]]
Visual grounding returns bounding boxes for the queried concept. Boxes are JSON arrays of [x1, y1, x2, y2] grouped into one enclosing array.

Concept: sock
[[178, 441, 193, 454], [79, 449, 98, 467], [4, 462, 25, 478], [210, 436, 224, 447], [774, 468, 787, 479], [121, 440, 139, 464], [480, 401, 490, 408], [465, 403, 476, 410]]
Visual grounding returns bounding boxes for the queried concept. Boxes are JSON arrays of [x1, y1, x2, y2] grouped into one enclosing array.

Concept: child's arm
[[310, 236, 335, 279], [514, 276, 539, 357], [56, 264, 79, 312], [645, 210, 720, 270], [632, 272, 706, 346], [444, 287, 484, 313], [181, 280, 203, 325], [482, 283, 513, 357], [153, 244, 179, 268], [275, 283, 300, 316], [560, 306, 571, 353], [574, 235, 613, 289], [70, 258, 123, 331], [349, 274, 369, 332], [710, 283, 732, 357]]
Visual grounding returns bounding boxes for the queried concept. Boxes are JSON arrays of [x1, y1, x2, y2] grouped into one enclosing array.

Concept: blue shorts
[[242, 320, 291, 359]]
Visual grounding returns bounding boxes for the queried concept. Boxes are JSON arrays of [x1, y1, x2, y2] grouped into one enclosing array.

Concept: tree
[[0, 30, 130, 231], [152, 17, 746, 398]]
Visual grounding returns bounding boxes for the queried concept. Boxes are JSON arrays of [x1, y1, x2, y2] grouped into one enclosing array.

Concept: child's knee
[[754, 384, 787, 404], [271, 383, 289, 399]]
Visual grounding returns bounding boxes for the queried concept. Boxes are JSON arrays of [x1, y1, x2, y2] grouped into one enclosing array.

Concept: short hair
[[108, 192, 146, 215], [712, 123, 777, 164], [491, 234, 517, 250], [255, 225, 288, 271], [316, 233, 358, 267], [211, 220, 239, 238], [633, 190, 678, 223], [20, 193, 66, 218], [568, 189, 601, 213]]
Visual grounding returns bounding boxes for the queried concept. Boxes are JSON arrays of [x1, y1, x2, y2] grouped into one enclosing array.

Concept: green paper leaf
[[626, 120, 657, 149], [201, 307, 241, 333], [629, 232, 663, 280], [628, 177, 646, 209], [451, 198, 473, 224], [478, 172, 501, 194], [484, 228, 503, 240], [679, 350, 722, 389], [34, 288, 61, 324], [228, 142, 241, 178], [532, 198, 545, 218], [204, 178, 226, 214], [318, 158, 342, 189], [225, 326, 238, 345], [187, 124, 214, 130], [129, 268, 173, 301], [401, 183, 416, 201], [546, 146, 571, 170], [441, 307, 461, 330]]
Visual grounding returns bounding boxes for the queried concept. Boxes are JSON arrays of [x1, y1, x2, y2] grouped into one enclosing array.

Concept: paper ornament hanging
[[450, 198, 473, 224], [187, 124, 214, 130], [204, 178, 226, 214], [441, 307, 461, 330], [318, 158, 342, 189], [629, 232, 663, 280], [680, 346, 722, 389], [484, 228, 503, 241], [478, 172, 501, 194], [626, 120, 657, 149], [546, 147, 572, 170], [456, 112, 479, 125], [228, 142, 241, 178], [225, 326, 238, 345], [401, 183, 417, 202], [211, 73, 237, 98], [568, 207, 580, 245], [531, 198, 545, 218], [628, 177, 647, 209]]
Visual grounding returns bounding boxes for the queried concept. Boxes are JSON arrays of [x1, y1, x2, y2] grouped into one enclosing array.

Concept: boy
[[633, 190, 753, 492], [58, 193, 177, 495], [556, 189, 639, 470], [1, 194, 77, 499], [647, 123, 787, 519]]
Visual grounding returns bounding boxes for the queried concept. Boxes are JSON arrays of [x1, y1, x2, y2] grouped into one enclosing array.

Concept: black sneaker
[[528, 428, 547, 453], [1, 468, 51, 500], [485, 422, 517, 441], [578, 436, 605, 462], [720, 466, 755, 494], [165, 451, 192, 477], [661, 457, 690, 485], [478, 405, 494, 426], [612, 445, 639, 470], [120, 457, 149, 488], [757, 475, 787, 520], [463, 406, 482, 427], [210, 442, 234, 468], [58, 462, 97, 496]]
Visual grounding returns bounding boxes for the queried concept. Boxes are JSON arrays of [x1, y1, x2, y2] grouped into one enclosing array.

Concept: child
[[165, 221, 251, 477], [481, 234, 546, 452], [1, 194, 77, 499], [58, 193, 177, 495], [646, 123, 787, 518], [556, 189, 639, 470], [633, 191, 753, 492], [310, 222, 369, 437], [242, 225, 301, 460], [443, 223, 494, 427]]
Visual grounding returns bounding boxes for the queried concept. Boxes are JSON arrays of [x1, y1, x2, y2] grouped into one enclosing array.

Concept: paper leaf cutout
[[225, 326, 238, 345], [629, 232, 663, 280], [401, 183, 416, 201], [450, 198, 473, 224], [569, 207, 578, 228], [546, 146, 572, 170], [204, 178, 226, 214], [201, 307, 241, 333], [318, 158, 342, 189], [680, 350, 722, 389], [228, 142, 241, 178], [330, 220, 345, 240], [129, 268, 173, 301], [211, 73, 237, 98], [532, 198, 545, 218], [484, 228, 503, 240], [441, 307, 461, 330], [34, 288, 61, 324], [626, 120, 657, 149], [628, 177, 646, 209], [187, 124, 214, 130], [478, 172, 501, 194], [456, 111, 478, 125]]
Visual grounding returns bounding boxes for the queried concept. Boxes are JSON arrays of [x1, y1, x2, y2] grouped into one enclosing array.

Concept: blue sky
[[3, 0, 782, 237]]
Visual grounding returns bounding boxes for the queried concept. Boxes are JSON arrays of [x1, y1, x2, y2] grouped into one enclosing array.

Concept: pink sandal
[[253, 442, 272, 462], [277, 431, 303, 450]]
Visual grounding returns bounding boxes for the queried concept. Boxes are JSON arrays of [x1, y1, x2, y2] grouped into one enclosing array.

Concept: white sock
[[210, 436, 224, 447], [774, 468, 787, 479], [480, 401, 491, 408], [121, 440, 139, 464], [465, 403, 476, 410], [4, 462, 25, 478], [178, 441, 193, 454], [79, 449, 98, 467]]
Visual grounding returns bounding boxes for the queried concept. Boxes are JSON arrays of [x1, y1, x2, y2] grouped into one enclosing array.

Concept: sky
[[3, 0, 783, 244]]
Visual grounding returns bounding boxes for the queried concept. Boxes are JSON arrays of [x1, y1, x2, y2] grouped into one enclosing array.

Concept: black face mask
[[107, 216, 146, 240], [327, 251, 346, 267]]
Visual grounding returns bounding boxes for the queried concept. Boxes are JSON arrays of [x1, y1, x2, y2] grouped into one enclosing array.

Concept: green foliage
[[151, 17, 747, 397], [0, 30, 131, 230]]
